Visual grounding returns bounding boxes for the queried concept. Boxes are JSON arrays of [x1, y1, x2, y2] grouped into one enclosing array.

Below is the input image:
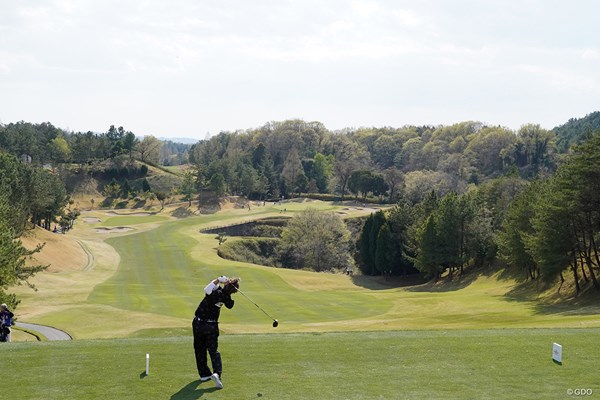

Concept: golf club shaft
[[237, 288, 276, 322]]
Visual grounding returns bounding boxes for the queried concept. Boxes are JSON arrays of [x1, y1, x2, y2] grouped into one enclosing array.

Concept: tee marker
[[552, 343, 562, 365]]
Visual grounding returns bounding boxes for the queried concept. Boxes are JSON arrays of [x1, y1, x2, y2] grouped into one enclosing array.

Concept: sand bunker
[[95, 227, 134, 233], [82, 217, 101, 223]]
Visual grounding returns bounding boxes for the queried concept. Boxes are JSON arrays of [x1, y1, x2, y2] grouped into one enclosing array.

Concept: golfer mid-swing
[[193, 276, 239, 389]]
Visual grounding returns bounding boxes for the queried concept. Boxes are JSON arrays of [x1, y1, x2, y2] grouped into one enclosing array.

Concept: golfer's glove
[[218, 276, 229, 283]]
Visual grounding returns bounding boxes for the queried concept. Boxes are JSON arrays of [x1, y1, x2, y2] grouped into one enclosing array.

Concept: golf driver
[[237, 288, 279, 328]]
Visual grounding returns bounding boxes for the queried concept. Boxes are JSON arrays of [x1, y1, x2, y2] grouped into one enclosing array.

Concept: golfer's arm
[[204, 280, 219, 295]]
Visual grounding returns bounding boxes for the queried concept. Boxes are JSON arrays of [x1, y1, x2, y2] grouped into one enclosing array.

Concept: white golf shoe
[[200, 376, 211, 382], [211, 373, 223, 389]]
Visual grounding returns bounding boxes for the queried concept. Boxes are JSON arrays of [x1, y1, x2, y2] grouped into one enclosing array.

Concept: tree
[[358, 211, 387, 275], [553, 111, 600, 152], [123, 131, 139, 161], [137, 136, 162, 164], [103, 179, 122, 198], [375, 223, 395, 275], [515, 124, 555, 177], [209, 173, 226, 197], [155, 191, 167, 209], [107, 125, 127, 158], [281, 148, 304, 196], [527, 179, 578, 288], [25, 167, 68, 230], [141, 178, 151, 193], [0, 195, 46, 308], [278, 209, 352, 271], [48, 136, 72, 166], [387, 202, 417, 276], [0, 153, 29, 232], [348, 170, 373, 200], [358, 214, 374, 274], [530, 132, 600, 291], [180, 172, 197, 207], [383, 167, 403, 202], [465, 127, 517, 177], [498, 183, 539, 280], [415, 215, 441, 279], [312, 153, 334, 193], [331, 135, 369, 200]]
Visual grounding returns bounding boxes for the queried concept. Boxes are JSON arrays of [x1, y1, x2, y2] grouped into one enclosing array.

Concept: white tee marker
[[552, 343, 562, 364]]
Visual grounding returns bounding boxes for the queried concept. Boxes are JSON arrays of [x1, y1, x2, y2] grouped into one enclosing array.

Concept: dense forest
[[1, 112, 599, 308]]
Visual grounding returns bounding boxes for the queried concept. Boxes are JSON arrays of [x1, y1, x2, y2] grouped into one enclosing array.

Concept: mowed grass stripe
[[90, 221, 200, 315], [89, 213, 391, 328]]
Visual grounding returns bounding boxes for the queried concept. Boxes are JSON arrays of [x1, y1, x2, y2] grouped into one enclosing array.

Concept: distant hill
[[552, 111, 600, 152], [159, 137, 199, 144]]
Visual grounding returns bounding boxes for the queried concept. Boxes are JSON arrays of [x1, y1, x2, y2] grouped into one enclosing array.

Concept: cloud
[[581, 49, 600, 60], [1, 0, 599, 137]]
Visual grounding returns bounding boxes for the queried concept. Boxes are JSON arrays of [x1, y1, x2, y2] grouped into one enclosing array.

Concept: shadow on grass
[[350, 274, 428, 290], [504, 281, 600, 316], [403, 265, 501, 293], [172, 206, 195, 219], [170, 380, 220, 400]]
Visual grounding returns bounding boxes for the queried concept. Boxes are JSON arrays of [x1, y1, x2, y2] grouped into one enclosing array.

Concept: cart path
[[15, 322, 72, 340]]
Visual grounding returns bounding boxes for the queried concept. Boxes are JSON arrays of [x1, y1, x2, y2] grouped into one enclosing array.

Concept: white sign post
[[146, 353, 150, 375], [552, 343, 562, 364]]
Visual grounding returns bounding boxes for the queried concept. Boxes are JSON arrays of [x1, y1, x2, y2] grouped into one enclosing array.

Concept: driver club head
[[272, 319, 279, 328]]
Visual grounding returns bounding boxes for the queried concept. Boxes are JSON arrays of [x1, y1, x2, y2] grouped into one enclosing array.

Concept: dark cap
[[224, 277, 240, 293]]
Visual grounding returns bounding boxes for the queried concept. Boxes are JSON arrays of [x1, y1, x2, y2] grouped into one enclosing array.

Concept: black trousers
[[192, 318, 222, 378]]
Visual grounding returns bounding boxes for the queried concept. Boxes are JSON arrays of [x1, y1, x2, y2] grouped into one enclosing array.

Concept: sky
[[1, 0, 599, 140]]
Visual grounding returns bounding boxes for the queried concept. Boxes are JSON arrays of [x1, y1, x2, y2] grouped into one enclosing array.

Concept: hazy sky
[[1, 1, 599, 140]]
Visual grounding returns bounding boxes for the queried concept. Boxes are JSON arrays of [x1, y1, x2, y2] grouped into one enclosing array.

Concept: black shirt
[[194, 286, 234, 322]]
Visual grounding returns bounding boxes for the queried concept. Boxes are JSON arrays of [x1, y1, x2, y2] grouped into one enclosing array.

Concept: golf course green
[[6, 199, 600, 399]]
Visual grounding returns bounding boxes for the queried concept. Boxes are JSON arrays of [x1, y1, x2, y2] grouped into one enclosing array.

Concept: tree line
[[0, 121, 190, 168], [1, 112, 599, 305], [188, 119, 561, 203]]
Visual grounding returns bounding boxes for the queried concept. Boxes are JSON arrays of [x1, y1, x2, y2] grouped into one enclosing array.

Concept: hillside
[[552, 111, 600, 151], [21, 226, 88, 273]]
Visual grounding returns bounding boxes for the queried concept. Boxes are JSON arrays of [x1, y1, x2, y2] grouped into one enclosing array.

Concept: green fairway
[[8, 200, 600, 399], [81, 207, 600, 337], [4, 329, 599, 400]]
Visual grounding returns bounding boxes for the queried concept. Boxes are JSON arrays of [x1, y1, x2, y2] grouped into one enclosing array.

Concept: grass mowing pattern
[[89, 211, 386, 327], [86, 208, 600, 334], [5, 329, 600, 399], [91, 219, 200, 314]]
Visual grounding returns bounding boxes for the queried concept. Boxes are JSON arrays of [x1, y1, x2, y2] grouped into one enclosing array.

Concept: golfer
[[0, 303, 14, 342], [192, 276, 239, 389]]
